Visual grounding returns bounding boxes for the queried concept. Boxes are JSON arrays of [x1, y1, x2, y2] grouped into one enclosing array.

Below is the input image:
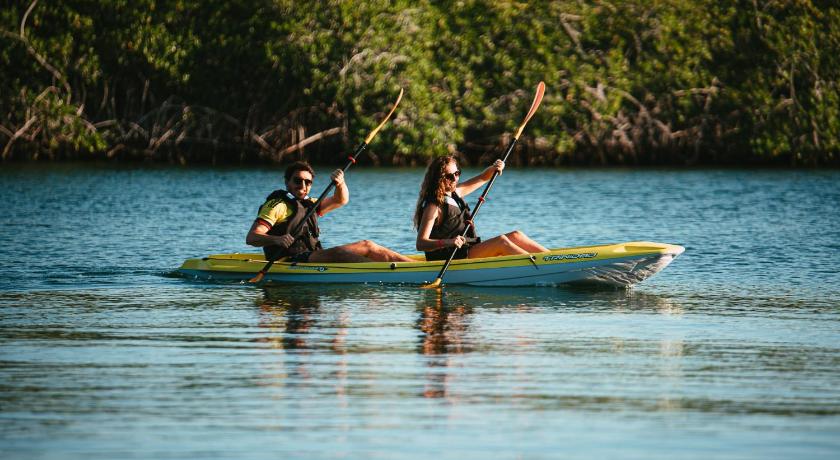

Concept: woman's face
[[441, 161, 461, 193]]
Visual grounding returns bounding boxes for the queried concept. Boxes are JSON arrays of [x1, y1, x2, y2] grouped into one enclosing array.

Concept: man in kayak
[[414, 155, 548, 261], [247, 161, 414, 263]]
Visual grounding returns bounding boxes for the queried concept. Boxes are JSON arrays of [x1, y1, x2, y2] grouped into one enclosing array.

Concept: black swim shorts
[[288, 251, 313, 263]]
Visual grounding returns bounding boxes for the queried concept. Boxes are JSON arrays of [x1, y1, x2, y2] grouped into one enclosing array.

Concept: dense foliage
[[2, 0, 838, 166]]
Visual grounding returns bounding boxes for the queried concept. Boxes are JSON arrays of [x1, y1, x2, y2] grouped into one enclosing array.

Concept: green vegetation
[[2, 0, 838, 166]]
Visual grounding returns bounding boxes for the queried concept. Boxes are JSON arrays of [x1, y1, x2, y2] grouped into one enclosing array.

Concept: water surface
[[1, 164, 838, 459]]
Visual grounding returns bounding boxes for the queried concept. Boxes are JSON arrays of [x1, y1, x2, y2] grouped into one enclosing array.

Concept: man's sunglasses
[[443, 170, 461, 181], [292, 177, 313, 186]]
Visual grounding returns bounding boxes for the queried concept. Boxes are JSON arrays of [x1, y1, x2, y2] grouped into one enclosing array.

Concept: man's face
[[286, 170, 313, 199]]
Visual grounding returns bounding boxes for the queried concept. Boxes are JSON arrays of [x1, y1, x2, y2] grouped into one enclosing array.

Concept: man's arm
[[245, 219, 294, 248], [317, 169, 349, 215]]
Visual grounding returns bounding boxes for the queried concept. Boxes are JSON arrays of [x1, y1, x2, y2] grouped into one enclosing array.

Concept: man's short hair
[[284, 161, 315, 182]]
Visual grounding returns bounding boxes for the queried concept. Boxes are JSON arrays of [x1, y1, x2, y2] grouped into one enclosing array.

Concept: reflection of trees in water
[[416, 289, 475, 399]]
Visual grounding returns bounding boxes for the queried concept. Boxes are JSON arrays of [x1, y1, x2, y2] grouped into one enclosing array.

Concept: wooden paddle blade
[[247, 271, 266, 283], [365, 88, 404, 144], [514, 81, 546, 139], [421, 278, 443, 289]]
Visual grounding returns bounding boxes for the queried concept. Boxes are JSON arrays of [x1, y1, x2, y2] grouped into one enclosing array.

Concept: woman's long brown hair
[[413, 155, 457, 229]]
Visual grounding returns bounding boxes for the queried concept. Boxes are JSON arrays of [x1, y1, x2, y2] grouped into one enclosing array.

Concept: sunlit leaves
[[1, 0, 838, 165]]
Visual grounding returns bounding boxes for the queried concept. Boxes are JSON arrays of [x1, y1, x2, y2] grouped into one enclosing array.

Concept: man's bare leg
[[308, 246, 372, 263], [307, 240, 413, 263], [339, 240, 414, 262]]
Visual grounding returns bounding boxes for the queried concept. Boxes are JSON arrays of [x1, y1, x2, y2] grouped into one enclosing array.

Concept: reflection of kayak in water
[[178, 241, 684, 287]]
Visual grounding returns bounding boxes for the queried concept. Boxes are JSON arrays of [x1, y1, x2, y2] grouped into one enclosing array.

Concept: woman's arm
[[456, 159, 504, 197]]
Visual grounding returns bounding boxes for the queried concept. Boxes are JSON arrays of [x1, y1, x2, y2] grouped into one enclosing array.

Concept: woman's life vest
[[262, 189, 323, 260], [423, 192, 479, 261]]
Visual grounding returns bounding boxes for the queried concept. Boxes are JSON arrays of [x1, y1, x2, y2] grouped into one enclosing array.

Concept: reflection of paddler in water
[[416, 289, 474, 399], [256, 287, 323, 352], [256, 287, 350, 362], [255, 287, 349, 398]]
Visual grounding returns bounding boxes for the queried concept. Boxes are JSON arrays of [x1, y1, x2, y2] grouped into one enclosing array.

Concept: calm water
[[1, 163, 839, 459]]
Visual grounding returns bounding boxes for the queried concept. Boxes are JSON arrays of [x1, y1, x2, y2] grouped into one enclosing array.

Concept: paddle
[[422, 81, 545, 289], [248, 88, 404, 283]]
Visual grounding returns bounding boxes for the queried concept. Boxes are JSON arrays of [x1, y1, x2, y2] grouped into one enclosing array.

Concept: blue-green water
[[1, 164, 839, 459]]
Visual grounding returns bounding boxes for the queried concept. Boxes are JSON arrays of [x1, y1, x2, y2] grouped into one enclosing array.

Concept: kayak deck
[[177, 241, 684, 287]]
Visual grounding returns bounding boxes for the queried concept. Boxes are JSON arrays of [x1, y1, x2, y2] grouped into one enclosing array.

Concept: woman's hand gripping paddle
[[422, 81, 545, 289], [248, 88, 404, 283]]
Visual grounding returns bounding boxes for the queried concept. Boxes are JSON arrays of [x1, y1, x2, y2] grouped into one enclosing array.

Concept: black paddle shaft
[[430, 137, 520, 280]]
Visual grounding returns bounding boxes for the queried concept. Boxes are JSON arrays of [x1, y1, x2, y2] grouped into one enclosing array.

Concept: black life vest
[[261, 189, 323, 260], [423, 192, 479, 261]]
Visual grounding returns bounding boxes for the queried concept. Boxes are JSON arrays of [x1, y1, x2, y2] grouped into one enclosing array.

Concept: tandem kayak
[[177, 241, 684, 287]]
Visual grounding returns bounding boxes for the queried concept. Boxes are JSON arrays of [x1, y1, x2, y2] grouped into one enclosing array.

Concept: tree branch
[[276, 127, 343, 158]]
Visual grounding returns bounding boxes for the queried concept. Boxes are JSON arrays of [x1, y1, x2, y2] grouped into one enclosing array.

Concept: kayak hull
[[177, 241, 684, 287]]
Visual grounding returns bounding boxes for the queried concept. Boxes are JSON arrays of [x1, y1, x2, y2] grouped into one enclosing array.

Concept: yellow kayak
[[177, 241, 684, 287]]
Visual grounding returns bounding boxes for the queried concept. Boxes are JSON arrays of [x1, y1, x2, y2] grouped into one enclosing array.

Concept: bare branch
[[21, 0, 38, 37], [1, 28, 72, 101], [559, 15, 586, 58], [250, 131, 274, 154], [276, 127, 343, 158], [93, 119, 118, 129], [107, 144, 125, 158], [672, 87, 719, 97], [2, 116, 38, 159]]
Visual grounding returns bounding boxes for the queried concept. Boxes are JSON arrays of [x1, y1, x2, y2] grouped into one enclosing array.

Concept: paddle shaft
[[251, 142, 367, 278], [429, 136, 519, 281]]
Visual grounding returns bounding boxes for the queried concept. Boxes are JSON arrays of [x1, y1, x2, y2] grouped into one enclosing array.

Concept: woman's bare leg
[[505, 230, 548, 253], [467, 234, 529, 258]]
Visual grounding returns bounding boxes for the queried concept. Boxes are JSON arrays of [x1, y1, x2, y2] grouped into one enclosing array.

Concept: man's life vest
[[262, 189, 323, 260]]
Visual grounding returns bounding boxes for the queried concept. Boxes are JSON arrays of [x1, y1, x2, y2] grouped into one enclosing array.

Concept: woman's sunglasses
[[292, 177, 313, 186], [443, 170, 461, 181]]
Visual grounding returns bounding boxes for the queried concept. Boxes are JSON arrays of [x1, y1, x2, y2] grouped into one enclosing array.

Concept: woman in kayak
[[414, 155, 548, 261]]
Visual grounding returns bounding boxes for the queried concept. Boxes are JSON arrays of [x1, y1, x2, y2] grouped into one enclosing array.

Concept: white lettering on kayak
[[543, 253, 597, 261], [288, 265, 328, 272]]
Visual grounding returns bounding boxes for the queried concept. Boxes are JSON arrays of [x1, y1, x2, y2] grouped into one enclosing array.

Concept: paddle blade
[[514, 81, 546, 139], [247, 271, 266, 284], [421, 278, 443, 289], [365, 88, 404, 144]]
